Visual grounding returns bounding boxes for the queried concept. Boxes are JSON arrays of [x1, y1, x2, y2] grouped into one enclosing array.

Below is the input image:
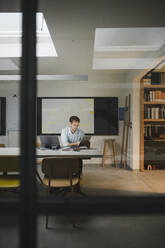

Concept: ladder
[[120, 94, 131, 169]]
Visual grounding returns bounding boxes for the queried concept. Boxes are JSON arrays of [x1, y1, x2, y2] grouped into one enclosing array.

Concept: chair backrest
[[41, 158, 81, 178], [0, 156, 20, 172], [0, 144, 5, 148]]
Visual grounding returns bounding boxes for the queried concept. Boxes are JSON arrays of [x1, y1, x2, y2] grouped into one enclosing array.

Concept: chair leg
[[45, 176, 51, 229], [71, 185, 74, 193], [102, 141, 106, 168], [36, 170, 43, 184]]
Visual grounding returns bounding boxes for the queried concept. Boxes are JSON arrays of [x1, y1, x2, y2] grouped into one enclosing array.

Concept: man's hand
[[68, 141, 80, 147]]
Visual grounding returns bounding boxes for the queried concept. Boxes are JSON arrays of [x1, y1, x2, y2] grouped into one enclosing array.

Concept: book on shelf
[[144, 90, 165, 102], [144, 124, 165, 139], [159, 134, 165, 138], [144, 106, 165, 119], [143, 72, 165, 86], [160, 72, 165, 85]]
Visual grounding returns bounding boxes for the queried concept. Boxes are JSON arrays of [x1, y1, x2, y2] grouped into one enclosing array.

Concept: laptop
[[40, 135, 60, 149], [79, 135, 91, 148], [62, 136, 91, 151]]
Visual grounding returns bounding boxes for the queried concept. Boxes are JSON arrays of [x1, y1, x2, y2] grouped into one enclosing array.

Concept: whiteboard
[[42, 98, 94, 134]]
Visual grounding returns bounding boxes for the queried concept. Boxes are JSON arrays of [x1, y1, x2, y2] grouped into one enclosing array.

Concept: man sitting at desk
[[61, 116, 84, 147]]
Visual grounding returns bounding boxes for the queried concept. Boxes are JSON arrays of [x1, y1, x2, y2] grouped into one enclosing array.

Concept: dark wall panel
[[94, 98, 118, 135]]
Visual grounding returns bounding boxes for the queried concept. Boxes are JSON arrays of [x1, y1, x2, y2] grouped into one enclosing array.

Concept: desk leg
[[70, 159, 88, 197]]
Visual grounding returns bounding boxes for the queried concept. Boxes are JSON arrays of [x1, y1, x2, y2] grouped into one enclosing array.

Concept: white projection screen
[[42, 98, 94, 134]]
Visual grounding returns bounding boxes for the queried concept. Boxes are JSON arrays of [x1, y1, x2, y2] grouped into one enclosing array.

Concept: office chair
[[35, 142, 44, 184], [0, 156, 20, 189], [41, 158, 82, 228]]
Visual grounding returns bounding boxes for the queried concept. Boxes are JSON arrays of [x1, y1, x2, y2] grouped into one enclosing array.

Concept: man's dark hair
[[69, 116, 80, 123]]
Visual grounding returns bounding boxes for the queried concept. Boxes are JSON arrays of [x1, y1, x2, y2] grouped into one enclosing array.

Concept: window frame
[[0, 97, 6, 136], [0, 1, 165, 248]]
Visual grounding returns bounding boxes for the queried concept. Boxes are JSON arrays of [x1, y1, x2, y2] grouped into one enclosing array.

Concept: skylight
[[94, 28, 165, 52], [0, 12, 57, 57], [93, 28, 165, 69]]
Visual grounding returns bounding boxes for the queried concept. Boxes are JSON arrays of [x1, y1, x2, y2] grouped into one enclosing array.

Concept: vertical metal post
[[20, 0, 37, 247]]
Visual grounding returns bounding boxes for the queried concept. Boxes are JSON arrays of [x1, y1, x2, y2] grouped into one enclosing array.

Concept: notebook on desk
[[61, 146, 72, 151], [79, 146, 88, 150], [61, 145, 88, 151]]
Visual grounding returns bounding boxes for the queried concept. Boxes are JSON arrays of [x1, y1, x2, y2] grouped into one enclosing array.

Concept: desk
[[0, 147, 102, 159], [0, 147, 102, 185]]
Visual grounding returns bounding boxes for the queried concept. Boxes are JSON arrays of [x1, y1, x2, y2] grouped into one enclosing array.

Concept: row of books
[[144, 106, 165, 119], [143, 72, 165, 85], [144, 125, 165, 138], [144, 90, 165, 102]]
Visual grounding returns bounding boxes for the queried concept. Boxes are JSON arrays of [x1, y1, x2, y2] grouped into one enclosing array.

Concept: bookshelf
[[140, 72, 165, 171]]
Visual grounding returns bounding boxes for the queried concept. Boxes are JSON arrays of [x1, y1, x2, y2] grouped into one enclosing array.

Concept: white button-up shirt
[[61, 127, 84, 146]]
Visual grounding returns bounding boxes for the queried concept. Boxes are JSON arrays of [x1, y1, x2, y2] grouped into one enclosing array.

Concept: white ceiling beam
[[0, 74, 88, 81]]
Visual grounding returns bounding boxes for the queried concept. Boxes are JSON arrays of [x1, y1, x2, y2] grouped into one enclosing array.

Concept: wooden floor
[[1, 163, 165, 197], [80, 164, 165, 196], [36, 163, 165, 196]]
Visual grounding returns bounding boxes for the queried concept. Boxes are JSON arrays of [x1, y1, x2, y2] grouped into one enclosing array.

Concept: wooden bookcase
[[140, 73, 165, 171]]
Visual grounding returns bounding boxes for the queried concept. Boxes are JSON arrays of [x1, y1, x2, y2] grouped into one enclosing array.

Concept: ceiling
[[0, 0, 165, 78]]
